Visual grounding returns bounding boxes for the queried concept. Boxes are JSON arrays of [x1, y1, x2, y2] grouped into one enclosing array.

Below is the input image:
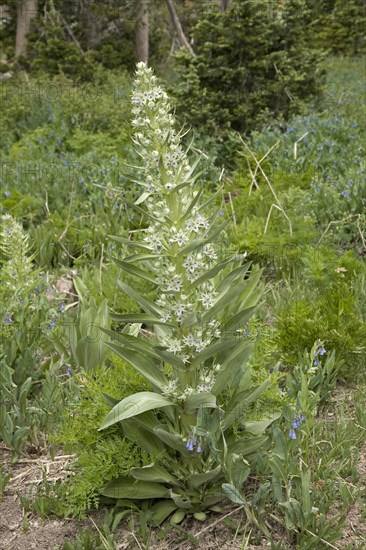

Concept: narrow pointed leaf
[[190, 257, 233, 289], [135, 191, 151, 205], [190, 338, 237, 368], [106, 341, 167, 388], [102, 392, 120, 407], [111, 313, 175, 327], [102, 330, 161, 359], [109, 235, 151, 250], [202, 282, 245, 322], [216, 263, 251, 294], [154, 348, 185, 370], [212, 341, 254, 395], [117, 280, 163, 317], [123, 253, 161, 263], [113, 257, 157, 285], [223, 306, 257, 334], [154, 428, 190, 456]]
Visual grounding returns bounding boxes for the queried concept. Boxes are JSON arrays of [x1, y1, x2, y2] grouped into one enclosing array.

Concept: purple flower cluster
[[4, 312, 13, 324], [289, 414, 305, 440], [185, 432, 206, 453], [313, 346, 326, 366]]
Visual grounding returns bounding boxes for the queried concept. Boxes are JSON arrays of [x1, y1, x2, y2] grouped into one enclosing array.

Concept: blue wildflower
[[319, 346, 326, 356], [292, 415, 306, 429], [313, 358, 320, 367], [4, 313, 13, 324], [66, 367, 72, 377], [340, 190, 350, 199], [289, 428, 297, 440]]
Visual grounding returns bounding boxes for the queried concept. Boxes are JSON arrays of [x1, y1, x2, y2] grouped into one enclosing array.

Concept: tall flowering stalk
[[99, 63, 279, 523]]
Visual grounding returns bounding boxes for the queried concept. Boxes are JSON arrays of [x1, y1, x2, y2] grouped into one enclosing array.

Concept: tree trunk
[[165, 0, 195, 56], [15, 0, 38, 58], [136, 0, 149, 64]]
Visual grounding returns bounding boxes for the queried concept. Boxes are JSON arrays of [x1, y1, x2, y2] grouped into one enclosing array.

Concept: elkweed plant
[[99, 62, 281, 524]]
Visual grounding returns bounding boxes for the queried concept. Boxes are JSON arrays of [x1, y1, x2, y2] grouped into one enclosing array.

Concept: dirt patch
[[0, 500, 77, 550], [0, 447, 80, 550]]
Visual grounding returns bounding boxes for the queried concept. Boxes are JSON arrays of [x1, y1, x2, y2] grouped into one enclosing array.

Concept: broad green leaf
[[229, 458, 250, 488], [212, 341, 254, 395], [106, 341, 167, 388], [181, 311, 198, 330], [170, 510, 187, 524], [122, 422, 166, 454], [222, 483, 244, 504], [101, 477, 170, 499], [228, 436, 269, 456], [99, 392, 174, 430], [132, 411, 164, 432], [269, 454, 287, 484], [189, 466, 221, 489], [130, 463, 178, 484], [273, 426, 287, 460], [170, 491, 193, 509], [185, 392, 216, 412], [194, 512, 206, 521], [113, 257, 157, 285], [244, 413, 281, 435], [222, 379, 271, 430], [150, 501, 178, 526], [202, 494, 226, 507]]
